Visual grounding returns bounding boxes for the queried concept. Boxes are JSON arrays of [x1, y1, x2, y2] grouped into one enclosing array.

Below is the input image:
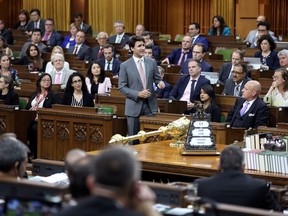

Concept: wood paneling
[[0, 0, 23, 29]]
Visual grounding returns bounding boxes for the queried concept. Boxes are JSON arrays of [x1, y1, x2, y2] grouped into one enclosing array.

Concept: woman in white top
[[85, 62, 112, 95], [264, 67, 288, 106], [45, 46, 70, 73]]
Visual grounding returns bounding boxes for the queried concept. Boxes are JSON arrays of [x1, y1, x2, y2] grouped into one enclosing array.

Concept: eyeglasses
[[53, 59, 64, 62], [41, 79, 51, 82], [258, 29, 267, 32], [232, 58, 240, 61], [45, 23, 53, 26], [232, 71, 244, 75], [72, 79, 82, 84]]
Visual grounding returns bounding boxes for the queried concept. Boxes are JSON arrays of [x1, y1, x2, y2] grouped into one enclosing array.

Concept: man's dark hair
[[190, 22, 201, 32], [32, 28, 42, 35], [103, 44, 114, 52], [30, 8, 41, 16], [193, 43, 206, 53], [142, 31, 152, 38], [74, 13, 83, 18], [257, 21, 270, 30], [220, 146, 244, 170], [128, 36, 145, 49]]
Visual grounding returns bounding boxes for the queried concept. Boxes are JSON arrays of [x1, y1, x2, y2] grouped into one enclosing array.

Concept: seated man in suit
[[195, 145, 282, 211], [162, 35, 192, 66], [249, 21, 277, 48], [90, 31, 108, 62], [135, 24, 145, 36], [108, 20, 130, 48], [222, 63, 251, 96], [47, 53, 75, 90], [41, 18, 63, 47], [97, 44, 121, 76], [218, 49, 245, 85], [170, 59, 210, 111], [73, 13, 92, 35], [226, 80, 269, 128], [0, 19, 14, 45], [25, 8, 45, 35], [67, 30, 91, 61], [154, 66, 172, 99], [0, 133, 29, 178], [179, 43, 213, 74], [142, 31, 161, 60], [188, 22, 209, 51], [278, 49, 288, 69]]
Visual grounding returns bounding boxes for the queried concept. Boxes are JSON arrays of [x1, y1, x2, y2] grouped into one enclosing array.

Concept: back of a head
[[92, 147, 140, 190], [65, 148, 86, 174], [220, 146, 244, 171]]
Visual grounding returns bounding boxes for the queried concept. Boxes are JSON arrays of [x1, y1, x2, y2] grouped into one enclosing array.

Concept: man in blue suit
[[170, 59, 210, 111], [188, 22, 209, 51], [142, 31, 161, 60], [42, 18, 63, 47], [97, 44, 122, 76], [179, 43, 213, 74], [67, 31, 91, 61]]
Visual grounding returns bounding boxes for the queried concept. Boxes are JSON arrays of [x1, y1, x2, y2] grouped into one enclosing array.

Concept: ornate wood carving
[[89, 125, 103, 144], [41, 121, 54, 139], [0, 117, 7, 134], [74, 124, 87, 143], [56, 122, 70, 141]]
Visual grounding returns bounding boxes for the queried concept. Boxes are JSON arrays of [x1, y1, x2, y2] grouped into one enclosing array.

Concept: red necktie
[[73, 46, 78, 55], [98, 48, 103, 59]]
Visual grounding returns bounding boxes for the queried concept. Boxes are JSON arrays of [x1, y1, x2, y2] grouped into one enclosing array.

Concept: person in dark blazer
[[179, 43, 213, 74], [118, 36, 165, 143], [218, 49, 245, 85], [188, 22, 209, 51], [222, 63, 251, 97], [25, 8, 45, 35], [41, 18, 63, 47], [62, 72, 94, 107], [90, 32, 108, 62], [195, 145, 282, 211], [162, 35, 192, 66], [96, 44, 121, 76], [0, 75, 19, 105], [226, 80, 269, 128], [0, 19, 14, 45], [170, 59, 210, 112], [155, 66, 172, 99], [142, 31, 161, 60], [254, 34, 280, 70], [74, 13, 92, 35], [108, 20, 130, 48], [67, 30, 91, 61]]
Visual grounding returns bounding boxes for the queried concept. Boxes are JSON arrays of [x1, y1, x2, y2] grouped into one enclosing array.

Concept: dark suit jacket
[[0, 28, 14, 45], [108, 34, 130, 48], [80, 23, 92, 35], [155, 80, 172, 99], [56, 196, 142, 216], [97, 58, 122, 76], [166, 48, 193, 65], [226, 97, 269, 128], [218, 62, 232, 85], [169, 75, 210, 102], [222, 76, 251, 96], [67, 43, 91, 61], [152, 44, 161, 59], [0, 90, 19, 105], [26, 19, 46, 34], [90, 45, 104, 62], [43, 31, 63, 47], [62, 92, 94, 107], [255, 51, 280, 70], [195, 170, 281, 211], [193, 35, 209, 52], [179, 59, 213, 74], [25, 91, 61, 110]]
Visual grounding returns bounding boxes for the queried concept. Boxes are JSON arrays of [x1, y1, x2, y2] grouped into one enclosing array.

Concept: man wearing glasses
[[90, 32, 108, 61], [222, 63, 251, 97], [42, 18, 63, 47]]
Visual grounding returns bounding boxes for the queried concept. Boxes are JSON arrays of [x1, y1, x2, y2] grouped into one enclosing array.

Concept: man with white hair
[[108, 20, 130, 48], [90, 31, 108, 62], [278, 49, 288, 69]]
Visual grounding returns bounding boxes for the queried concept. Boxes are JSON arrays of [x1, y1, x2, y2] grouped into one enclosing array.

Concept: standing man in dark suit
[[179, 43, 213, 74], [188, 22, 209, 51], [97, 44, 122, 76], [118, 36, 165, 143], [67, 30, 91, 61], [195, 145, 282, 211], [90, 31, 108, 62], [25, 8, 45, 35], [170, 59, 210, 111], [42, 18, 63, 47], [74, 13, 92, 35], [0, 20, 14, 45], [222, 63, 251, 96], [142, 31, 161, 60], [226, 80, 269, 128], [108, 20, 130, 48], [218, 49, 245, 85]]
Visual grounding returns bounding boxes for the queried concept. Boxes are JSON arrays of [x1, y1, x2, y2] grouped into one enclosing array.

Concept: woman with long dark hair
[[208, 15, 231, 36]]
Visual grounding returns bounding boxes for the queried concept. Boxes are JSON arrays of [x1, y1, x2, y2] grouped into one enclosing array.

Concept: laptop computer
[[201, 72, 219, 84]]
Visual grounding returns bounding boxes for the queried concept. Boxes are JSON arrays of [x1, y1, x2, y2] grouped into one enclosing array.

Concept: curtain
[[23, 0, 71, 31], [88, 0, 144, 36], [270, 0, 288, 37]]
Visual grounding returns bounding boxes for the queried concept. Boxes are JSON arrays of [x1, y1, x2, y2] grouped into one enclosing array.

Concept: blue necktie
[[240, 101, 249, 116]]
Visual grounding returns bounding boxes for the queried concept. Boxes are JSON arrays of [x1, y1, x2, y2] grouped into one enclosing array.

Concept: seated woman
[[16, 44, 46, 72], [63, 72, 94, 107], [61, 22, 79, 49], [45, 46, 70, 73], [25, 73, 62, 158], [264, 67, 288, 106], [192, 84, 221, 122], [255, 35, 280, 70], [0, 36, 13, 58], [208, 15, 231, 36], [0, 53, 19, 82], [13, 9, 29, 31], [85, 62, 112, 95], [0, 75, 19, 105]]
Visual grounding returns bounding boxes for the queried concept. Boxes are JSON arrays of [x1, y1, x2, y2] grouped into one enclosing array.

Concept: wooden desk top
[[88, 140, 288, 186]]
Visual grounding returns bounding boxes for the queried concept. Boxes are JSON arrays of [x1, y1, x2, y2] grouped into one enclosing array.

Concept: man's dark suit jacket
[[218, 62, 232, 85], [179, 59, 213, 74], [67, 43, 91, 61], [152, 44, 161, 59], [226, 97, 269, 128], [108, 34, 130, 48], [255, 50, 280, 70], [195, 170, 281, 211], [193, 35, 209, 52], [169, 75, 210, 102], [43, 31, 63, 47], [80, 23, 92, 35], [90, 45, 104, 62], [166, 48, 193, 65], [156, 80, 172, 99], [222, 76, 251, 96], [0, 28, 14, 45], [97, 58, 122, 76], [26, 19, 46, 34]]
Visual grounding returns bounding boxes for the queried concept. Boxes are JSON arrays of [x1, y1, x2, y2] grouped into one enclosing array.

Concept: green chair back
[[216, 49, 234, 61]]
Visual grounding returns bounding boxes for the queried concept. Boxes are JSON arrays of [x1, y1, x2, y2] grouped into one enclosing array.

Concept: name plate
[[192, 128, 210, 137], [193, 121, 209, 128], [190, 137, 213, 146]]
